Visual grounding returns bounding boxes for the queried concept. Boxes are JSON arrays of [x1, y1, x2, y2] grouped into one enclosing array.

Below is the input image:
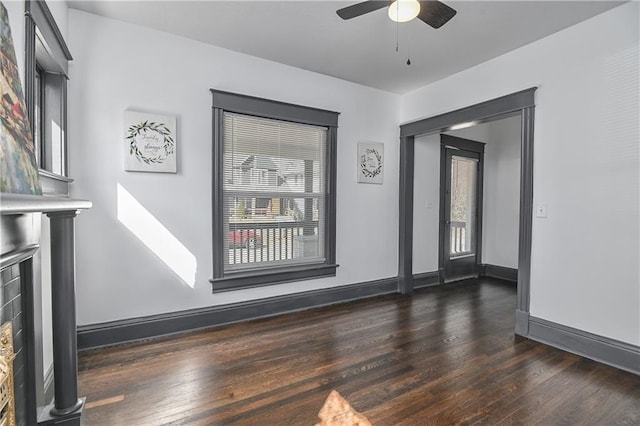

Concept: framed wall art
[[0, 3, 41, 194], [124, 110, 176, 173], [357, 141, 384, 184]]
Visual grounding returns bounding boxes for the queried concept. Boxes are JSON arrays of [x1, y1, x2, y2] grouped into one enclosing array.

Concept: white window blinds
[[222, 112, 328, 270]]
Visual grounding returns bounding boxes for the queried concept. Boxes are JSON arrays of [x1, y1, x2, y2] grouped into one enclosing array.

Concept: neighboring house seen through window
[[211, 90, 338, 291]]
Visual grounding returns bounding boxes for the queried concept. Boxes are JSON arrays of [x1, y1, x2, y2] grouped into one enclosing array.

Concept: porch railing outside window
[[450, 221, 467, 255], [227, 220, 319, 267], [222, 112, 327, 272]]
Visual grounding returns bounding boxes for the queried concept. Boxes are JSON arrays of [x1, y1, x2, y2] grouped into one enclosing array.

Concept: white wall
[[67, 10, 401, 325], [403, 2, 640, 345], [412, 134, 439, 274], [481, 116, 520, 268], [412, 116, 520, 274], [447, 117, 520, 269]]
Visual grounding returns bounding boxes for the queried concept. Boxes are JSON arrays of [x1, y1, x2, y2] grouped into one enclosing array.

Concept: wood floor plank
[[78, 278, 640, 425], [83, 395, 125, 410]]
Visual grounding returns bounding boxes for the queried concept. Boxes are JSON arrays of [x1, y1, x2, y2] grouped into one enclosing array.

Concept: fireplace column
[[45, 210, 83, 423], [0, 194, 91, 425]]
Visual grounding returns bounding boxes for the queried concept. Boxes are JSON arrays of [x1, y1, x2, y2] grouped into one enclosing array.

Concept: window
[[33, 65, 42, 160], [25, 0, 72, 181], [449, 155, 479, 257], [210, 90, 339, 291]]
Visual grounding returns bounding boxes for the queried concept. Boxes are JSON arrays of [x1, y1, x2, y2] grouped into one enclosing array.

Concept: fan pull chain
[[406, 23, 412, 65], [396, 13, 399, 52]]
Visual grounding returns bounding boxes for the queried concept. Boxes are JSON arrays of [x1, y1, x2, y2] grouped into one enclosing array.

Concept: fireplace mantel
[[0, 193, 91, 215], [1, 192, 91, 425]]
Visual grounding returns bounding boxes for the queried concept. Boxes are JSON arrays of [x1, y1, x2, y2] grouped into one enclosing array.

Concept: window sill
[[39, 169, 71, 181], [39, 169, 72, 197], [210, 263, 338, 292]]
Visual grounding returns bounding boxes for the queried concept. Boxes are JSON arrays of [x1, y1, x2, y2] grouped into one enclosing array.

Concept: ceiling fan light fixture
[[388, 0, 421, 23]]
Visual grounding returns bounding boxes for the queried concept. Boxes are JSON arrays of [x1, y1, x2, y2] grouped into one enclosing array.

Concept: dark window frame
[[209, 90, 339, 292], [24, 0, 72, 180]]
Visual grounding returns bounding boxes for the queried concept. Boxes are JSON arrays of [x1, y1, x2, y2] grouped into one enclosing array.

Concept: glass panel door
[[450, 155, 478, 258], [440, 140, 483, 283]]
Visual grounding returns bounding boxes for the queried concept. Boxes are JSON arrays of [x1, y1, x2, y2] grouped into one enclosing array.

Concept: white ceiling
[[67, 1, 624, 94]]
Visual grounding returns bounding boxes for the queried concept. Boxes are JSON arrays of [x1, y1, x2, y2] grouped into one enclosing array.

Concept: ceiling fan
[[336, 0, 457, 28]]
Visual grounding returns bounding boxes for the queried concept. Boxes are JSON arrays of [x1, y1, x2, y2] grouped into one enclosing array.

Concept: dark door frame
[[397, 87, 536, 336], [439, 135, 485, 283]]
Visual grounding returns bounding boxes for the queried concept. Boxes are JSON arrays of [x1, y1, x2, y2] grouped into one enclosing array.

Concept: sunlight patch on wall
[[52, 121, 62, 175], [117, 183, 197, 288]]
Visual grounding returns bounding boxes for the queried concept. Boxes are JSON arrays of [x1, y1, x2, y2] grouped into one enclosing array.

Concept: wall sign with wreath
[[357, 141, 384, 184], [123, 110, 177, 173]]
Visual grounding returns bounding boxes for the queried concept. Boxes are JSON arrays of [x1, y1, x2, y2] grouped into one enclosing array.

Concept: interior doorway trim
[[397, 87, 537, 336]]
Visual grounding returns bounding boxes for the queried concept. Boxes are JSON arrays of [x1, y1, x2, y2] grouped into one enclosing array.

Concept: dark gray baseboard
[[481, 264, 517, 282], [527, 316, 640, 375], [77, 277, 398, 351], [514, 309, 529, 336], [413, 271, 440, 289]]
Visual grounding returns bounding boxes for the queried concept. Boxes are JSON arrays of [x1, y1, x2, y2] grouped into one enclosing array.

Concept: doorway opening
[[397, 88, 536, 336]]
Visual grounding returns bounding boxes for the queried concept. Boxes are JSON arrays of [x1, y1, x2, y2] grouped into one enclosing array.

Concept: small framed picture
[[357, 141, 384, 184], [124, 110, 177, 173]]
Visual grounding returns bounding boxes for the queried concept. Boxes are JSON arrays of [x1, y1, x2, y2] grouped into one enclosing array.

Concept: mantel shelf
[[0, 193, 91, 215]]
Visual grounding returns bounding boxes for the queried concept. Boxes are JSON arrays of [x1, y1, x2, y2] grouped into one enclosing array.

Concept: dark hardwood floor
[[78, 278, 640, 425]]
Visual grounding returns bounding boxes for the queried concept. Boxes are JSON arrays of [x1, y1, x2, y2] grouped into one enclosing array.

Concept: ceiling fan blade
[[336, 1, 388, 20], [417, 1, 457, 28]]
